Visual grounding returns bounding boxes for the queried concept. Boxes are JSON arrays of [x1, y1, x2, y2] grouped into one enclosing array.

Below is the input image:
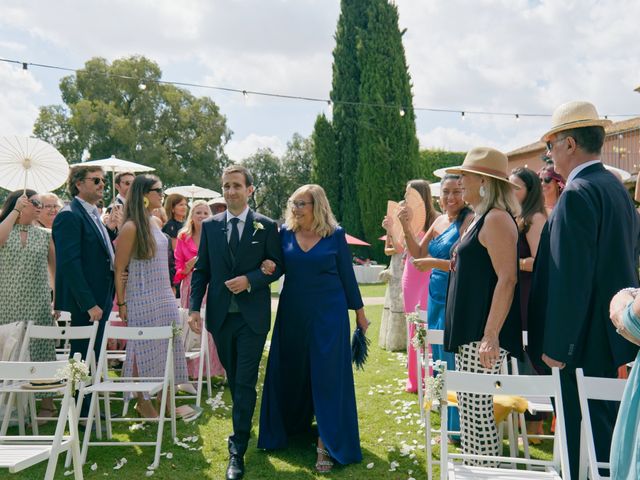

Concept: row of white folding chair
[[576, 369, 627, 480], [80, 324, 176, 469], [439, 367, 570, 479], [0, 353, 83, 480], [0, 322, 99, 436]]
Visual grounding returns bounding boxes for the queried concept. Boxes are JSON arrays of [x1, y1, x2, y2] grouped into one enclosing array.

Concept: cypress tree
[[330, 0, 368, 236], [356, 0, 420, 260], [311, 113, 341, 216]]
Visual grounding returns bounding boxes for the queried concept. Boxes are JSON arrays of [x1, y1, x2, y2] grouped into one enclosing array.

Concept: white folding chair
[[6, 322, 99, 437], [0, 322, 27, 435], [80, 324, 176, 469], [0, 353, 83, 480], [439, 368, 570, 479], [576, 369, 626, 480]]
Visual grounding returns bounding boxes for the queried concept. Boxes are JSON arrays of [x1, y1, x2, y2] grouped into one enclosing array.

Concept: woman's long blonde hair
[[178, 200, 210, 240], [474, 176, 521, 217], [284, 184, 338, 237]]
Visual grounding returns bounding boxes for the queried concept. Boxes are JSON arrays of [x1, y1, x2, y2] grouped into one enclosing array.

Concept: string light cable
[[2, 57, 639, 119]]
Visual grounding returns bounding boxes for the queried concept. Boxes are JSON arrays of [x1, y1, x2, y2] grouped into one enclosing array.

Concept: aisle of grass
[[18, 291, 552, 479]]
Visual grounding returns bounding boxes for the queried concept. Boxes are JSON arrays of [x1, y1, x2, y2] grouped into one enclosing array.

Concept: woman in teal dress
[[609, 288, 640, 479], [0, 190, 58, 418], [400, 174, 472, 437]]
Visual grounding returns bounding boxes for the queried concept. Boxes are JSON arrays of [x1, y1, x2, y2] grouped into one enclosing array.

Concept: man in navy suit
[[189, 165, 283, 480], [529, 101, 640, 477], [53, 165, 116, 416]]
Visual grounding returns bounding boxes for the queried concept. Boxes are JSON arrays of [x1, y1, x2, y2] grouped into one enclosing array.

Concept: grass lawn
[[16, 289, 552, 479]]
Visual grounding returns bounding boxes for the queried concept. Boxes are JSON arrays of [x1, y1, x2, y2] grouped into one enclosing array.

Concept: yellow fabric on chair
[[443, 391, 527, 423]]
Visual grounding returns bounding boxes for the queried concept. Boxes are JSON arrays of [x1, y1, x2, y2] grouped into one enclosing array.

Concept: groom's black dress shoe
[[225, 454, 245, 480]]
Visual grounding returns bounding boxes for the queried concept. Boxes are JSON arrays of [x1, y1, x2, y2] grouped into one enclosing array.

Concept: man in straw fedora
[[528, 101, 640, 476]]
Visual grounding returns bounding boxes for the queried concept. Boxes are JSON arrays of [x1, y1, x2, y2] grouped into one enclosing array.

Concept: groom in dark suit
[[529, 101, 640, 477], [189, 165, 283, 480], [53, 165, 116, 416]]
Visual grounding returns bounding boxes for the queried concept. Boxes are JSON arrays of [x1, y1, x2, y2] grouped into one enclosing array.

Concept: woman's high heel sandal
[[315, 447, 334, 473]]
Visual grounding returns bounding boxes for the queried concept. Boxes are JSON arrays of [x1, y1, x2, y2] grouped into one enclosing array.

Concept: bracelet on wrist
[[12, 208, 22, 214], [117, 301, 127, 307]]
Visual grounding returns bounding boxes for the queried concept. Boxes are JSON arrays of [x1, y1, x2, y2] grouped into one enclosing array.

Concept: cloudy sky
[[1, 0, 639, 162]]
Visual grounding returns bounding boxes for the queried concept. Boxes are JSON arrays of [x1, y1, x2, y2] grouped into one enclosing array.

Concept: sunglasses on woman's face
[[29, 198, 43, 208], [149, 187, 164, 195], [541, 177, 555, 184]]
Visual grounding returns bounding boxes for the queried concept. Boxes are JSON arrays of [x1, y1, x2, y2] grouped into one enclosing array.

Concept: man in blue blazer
[[529, 101, 640, 477], [189, 165, 283, 480], [53, 165, 115, 416]]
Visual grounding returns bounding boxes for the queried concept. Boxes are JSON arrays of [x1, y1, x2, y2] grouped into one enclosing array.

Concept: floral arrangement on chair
[[55, 357, 90, 391], [406, 312, 426, 350]]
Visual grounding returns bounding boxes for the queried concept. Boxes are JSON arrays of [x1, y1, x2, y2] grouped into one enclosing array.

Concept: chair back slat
[[106, 325, 173, 341], [444, 370, 556, 397], [27, 323, 98, 341]]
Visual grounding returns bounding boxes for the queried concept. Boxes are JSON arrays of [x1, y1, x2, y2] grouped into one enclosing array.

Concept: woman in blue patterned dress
[[115, 174, 193, 419], [399, 174, 473, 438], [258, 184, 369, 473]]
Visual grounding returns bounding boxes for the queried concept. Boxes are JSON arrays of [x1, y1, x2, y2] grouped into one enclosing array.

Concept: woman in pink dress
[[384, 180, 438, 392], [174, 200, 225, 378]]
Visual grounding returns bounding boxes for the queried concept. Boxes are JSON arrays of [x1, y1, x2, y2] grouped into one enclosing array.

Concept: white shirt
[[225, 206, 249, 242], [565, 160, 601, 187], [76, 196, 115, 267]]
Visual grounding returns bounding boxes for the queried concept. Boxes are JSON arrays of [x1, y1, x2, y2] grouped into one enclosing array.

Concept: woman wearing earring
[[399, 174, 473, 440], [174, 200, 225, 379], [162, 193, 188, 251], [538, 164, 565, 215], [444, 147, 522, 465], [0, 190, 58, 420], [115, 175, 196, 419]]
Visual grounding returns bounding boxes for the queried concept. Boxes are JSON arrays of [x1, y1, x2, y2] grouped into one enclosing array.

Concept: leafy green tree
[[330, 0, 368, 237], [281, 132, 313, 194], [356, 0, 420, 259], [311, 114, 340, 215], [419, 149, 466, 182], [242, 148, 288, 219], [33, 56, 231, 190]]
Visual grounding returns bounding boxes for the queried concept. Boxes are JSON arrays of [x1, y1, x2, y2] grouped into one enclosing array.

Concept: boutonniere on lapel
[[252, 220, 265, 237]]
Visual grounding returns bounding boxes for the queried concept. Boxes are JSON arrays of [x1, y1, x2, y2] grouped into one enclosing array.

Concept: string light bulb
[[461, 111, 465, 120], [515, 114, 520, 121], [22, 62, 28, 70]]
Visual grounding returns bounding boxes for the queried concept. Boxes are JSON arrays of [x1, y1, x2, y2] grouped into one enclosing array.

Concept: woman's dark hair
[[407, 179, 438, 231], [163, 193, 187, 221], [0, 189, 37, 223], [511, 167, 547, 232], [124, 174, 160, 260]]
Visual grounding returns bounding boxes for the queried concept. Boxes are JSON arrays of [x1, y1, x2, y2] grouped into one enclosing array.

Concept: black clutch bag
[[351, 326, 370, 371]]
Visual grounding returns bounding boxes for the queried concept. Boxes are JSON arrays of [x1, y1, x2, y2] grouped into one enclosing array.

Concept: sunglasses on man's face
[[541, 177, 554, 184], [85, 177, 105, 185]]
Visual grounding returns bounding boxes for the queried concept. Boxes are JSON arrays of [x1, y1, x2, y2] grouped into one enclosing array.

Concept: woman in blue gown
[[400, 174, 472, 437], [258, 184, 369, 473]]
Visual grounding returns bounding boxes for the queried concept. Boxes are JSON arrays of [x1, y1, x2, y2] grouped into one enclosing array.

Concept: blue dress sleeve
[[335, 227, 364, 310]]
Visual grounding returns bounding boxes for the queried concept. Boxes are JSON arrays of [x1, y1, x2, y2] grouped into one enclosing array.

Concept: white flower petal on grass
[[145, 470, 155, 477], [366, 462, 374, 469], [64, 471, 73, 476], [166, 452, 173, 459], [91, 463, 98, 471]]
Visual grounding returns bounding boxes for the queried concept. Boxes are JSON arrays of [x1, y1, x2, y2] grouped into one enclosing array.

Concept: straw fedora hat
[[541, 100, 612, 141], [445, 146, 519, 187]]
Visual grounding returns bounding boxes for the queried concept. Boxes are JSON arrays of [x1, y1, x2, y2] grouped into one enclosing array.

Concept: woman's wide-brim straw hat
[[445, 146, 520, 188], [541, 100, 612, 142]]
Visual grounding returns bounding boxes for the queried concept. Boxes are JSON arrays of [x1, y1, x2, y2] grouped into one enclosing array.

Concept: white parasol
[[0, 136, 69, 193], [82, 155, 155, 203], [165, 184, 221, 200]]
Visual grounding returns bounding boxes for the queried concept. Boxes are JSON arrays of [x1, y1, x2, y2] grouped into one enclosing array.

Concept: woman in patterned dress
[[174, 200, 225, 379], [114, 175, 195, 419], [0, 190, 57, 418]]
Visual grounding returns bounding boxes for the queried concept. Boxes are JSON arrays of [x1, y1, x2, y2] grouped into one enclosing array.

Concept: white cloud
[[225, 133, 286, 161], [0, 63, 41, 136]]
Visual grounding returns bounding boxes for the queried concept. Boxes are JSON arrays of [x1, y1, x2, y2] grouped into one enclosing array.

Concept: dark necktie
[[229, 217, 240, 255]]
